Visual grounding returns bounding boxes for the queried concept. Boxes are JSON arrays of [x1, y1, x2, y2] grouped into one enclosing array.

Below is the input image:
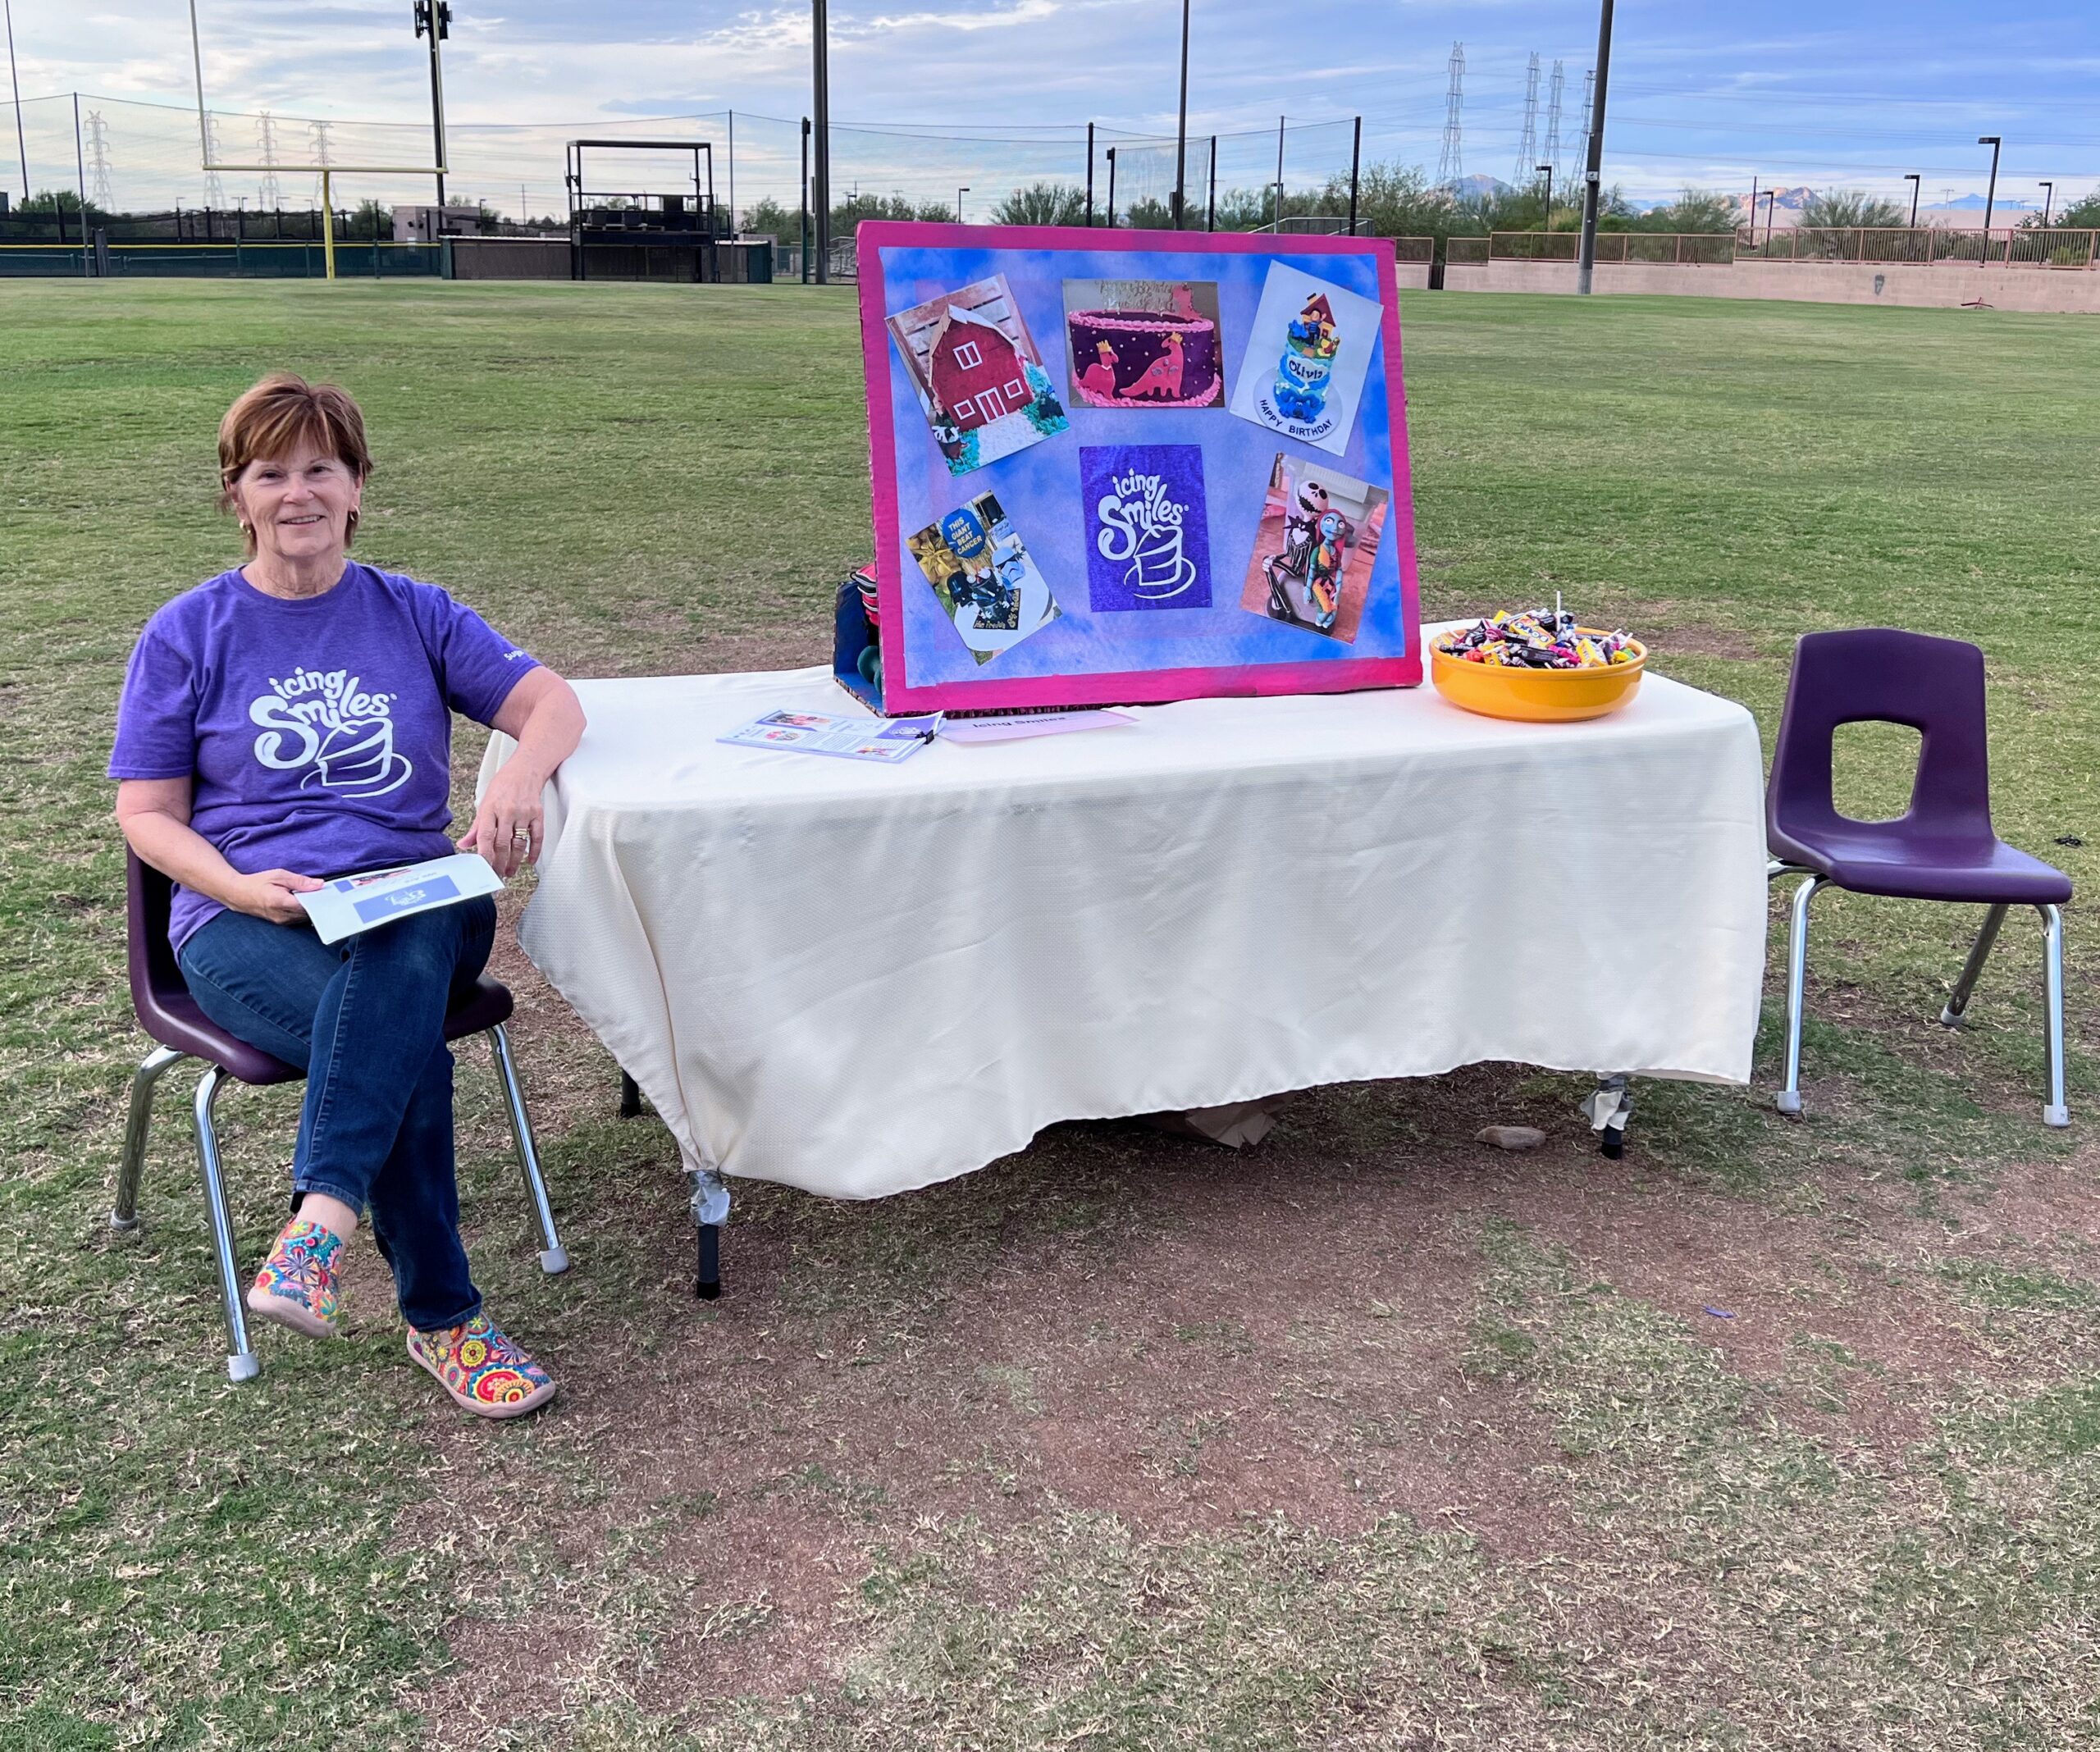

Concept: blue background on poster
[[878, 241, 1402, 691]]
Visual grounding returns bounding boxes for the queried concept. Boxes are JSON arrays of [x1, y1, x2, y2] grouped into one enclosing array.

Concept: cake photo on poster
[[906, 490, 1062, 664], [1239, 452, 1390, 643], [1061, 280, 1225, 409], [885, 275, 1069, 476], [1227, 259, 1382, 456]]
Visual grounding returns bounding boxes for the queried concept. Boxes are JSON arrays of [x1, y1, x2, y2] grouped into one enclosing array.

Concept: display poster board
[[847, 222, 1422, 714]]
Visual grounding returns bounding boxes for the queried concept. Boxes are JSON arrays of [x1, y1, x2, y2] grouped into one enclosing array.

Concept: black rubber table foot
[[1600, 1128, 1625, 1160], [695, 1223, 721, 1300]]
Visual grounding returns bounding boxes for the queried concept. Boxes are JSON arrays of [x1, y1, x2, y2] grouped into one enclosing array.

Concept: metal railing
[[1489, 230, 1735, 264], [1737, 226, 2100, 267]]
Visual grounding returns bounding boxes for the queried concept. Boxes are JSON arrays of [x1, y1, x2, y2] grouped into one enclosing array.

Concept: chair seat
[[1771, 823, 2072, 906], [140, 975, 517, 1088]]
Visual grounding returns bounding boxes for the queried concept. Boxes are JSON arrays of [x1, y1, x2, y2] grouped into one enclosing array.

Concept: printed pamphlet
[[719, 708, 943, 764], [295, 852, 506, 946]]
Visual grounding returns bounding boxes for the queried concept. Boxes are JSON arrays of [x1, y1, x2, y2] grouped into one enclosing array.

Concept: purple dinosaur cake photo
[[1061, 279, 1226, 410]]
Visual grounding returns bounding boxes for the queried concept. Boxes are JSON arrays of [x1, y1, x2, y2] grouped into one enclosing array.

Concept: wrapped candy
[[1435, 608, 1638, 670]]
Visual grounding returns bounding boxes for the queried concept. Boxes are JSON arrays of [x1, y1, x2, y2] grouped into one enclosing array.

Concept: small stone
[[1476, 1125, 1547, 1152]]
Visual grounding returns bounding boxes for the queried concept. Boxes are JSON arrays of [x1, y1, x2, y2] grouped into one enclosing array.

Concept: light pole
[[1903, 172, 1920, 227], [1537, 162, 1553, 230], [1979, 135, 2002, 263], [799, 116, 810, 281], [1172, 0, 1190, 227], [412, 0, 450, 209], [2040, 180, 2053, 225], [1104, 146, 1116, 227], [1762, 189, 1776, 249], [956, 185, 967, 224], [812, 0, 830, 284], [4, 0, 27, 203], [1574, 0, 1615, 295]]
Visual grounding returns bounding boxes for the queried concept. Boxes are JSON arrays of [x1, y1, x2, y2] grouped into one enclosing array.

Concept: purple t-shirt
[[110, 563, 540, 954]]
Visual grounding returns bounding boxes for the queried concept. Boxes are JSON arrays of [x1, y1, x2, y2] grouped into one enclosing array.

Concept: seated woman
[[111, 373, 585, 1419]]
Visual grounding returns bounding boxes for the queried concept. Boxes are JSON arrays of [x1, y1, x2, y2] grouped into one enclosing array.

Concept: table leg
[[619, 1071, 643, 1119], [1587, 1074, 1632, 1159], [689, 1167, 729, 1301]]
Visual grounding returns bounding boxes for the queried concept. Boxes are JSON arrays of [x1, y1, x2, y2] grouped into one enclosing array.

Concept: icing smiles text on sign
[[1080, 445, 1212, 613]]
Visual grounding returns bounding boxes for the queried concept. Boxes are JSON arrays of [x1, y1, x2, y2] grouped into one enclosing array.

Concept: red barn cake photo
[[1061, 279, 1226, 410]]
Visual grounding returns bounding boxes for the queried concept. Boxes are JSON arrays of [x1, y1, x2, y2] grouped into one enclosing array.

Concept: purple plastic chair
[[1766, 629, 2070, 1127], [112, 850, 568, 1381]]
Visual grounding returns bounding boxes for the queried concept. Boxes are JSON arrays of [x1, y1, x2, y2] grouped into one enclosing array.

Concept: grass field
[[2, 280, 2097, 1750]]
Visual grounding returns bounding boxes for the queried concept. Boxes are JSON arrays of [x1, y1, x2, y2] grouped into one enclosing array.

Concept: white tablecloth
[[481, 633, 1769, 1199]]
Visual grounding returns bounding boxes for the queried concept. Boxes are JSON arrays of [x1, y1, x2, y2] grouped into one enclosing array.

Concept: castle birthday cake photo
[[1061, 279, 1226, 410]]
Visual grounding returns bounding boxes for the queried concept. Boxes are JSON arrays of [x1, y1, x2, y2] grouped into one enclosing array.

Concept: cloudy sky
[[7, 1, 2098, 215]]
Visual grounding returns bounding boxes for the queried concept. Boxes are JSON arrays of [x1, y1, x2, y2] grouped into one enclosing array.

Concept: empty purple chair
[[1767, 629, 2070, 1126], [112, 849, 568, 1381]]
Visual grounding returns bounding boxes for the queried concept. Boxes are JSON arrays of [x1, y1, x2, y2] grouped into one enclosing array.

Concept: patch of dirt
[[405, 1059, 2098, 1745]]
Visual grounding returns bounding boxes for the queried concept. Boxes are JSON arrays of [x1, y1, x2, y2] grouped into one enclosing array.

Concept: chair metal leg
[[489, 1024, 568, 1274], [2039, 904, 2070, 1128], [1940, 904, 2009, 1027], [112, 1046, 185, 1230], [619, 1070, 643, 1119], [1775, 871, 1825, 1116], [193, 1065, 259, 1383]]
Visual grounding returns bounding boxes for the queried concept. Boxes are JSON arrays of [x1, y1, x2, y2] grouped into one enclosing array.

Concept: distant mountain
[[1933, 192, 2034, 210], [1440, 173, 1510, 201]]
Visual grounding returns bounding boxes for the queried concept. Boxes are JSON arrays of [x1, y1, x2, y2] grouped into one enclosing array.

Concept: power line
[[85, 107, 112, 208], [1437, 40, 1464, 185], [1545, 60, 1566, 187], [1515, 52, 1540, 184]]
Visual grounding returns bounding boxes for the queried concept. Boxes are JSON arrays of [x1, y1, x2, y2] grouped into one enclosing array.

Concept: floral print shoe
[[406, 1313, 557, 1419], [245, 1218, 345, 1339]]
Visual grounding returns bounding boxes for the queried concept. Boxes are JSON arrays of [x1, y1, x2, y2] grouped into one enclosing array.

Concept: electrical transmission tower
[[1515, 52, 1541, 184], [1545, 61, 1565, 185], [85, 110, 113, 210], [257, 111, 283, 211], [1437, 42, 1465, 187], [308, 119, 333, 206], [203, 115, 227, 209], [1577, 69, 1595, 164]]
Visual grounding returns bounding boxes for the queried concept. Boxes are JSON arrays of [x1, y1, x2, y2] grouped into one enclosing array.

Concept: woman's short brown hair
[[217, 373, 374, 554]]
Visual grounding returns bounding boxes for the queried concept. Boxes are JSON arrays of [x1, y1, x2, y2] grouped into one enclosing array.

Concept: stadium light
[[5, 0, 26, 202], [1172, 0, 1189, 228], [1903, 172, 1920, 227], [412, 0, 451, 209], [1575, 0, 1614, 294], [811, 0, 830, 284], [1979, 135, 2002, 262], [956, 185, 968, 224]]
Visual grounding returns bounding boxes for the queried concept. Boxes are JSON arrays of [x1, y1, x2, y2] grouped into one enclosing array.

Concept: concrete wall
[[1394, 261, 1431, 292], [1441, 258, 2100, 313]]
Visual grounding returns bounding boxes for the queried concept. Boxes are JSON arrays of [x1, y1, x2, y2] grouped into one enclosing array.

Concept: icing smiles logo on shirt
[[249, 665, 414, 798], [1080, 444, 1211, 612]]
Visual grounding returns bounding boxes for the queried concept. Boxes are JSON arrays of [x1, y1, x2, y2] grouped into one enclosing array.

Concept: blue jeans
[[178, 898, 497, 1333]]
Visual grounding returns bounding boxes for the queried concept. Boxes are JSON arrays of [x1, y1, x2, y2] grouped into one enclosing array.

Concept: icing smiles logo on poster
[[1080, 445, 1211, 611]]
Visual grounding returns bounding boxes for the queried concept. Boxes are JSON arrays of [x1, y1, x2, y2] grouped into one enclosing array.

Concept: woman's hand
[[459, 759, 544, 879], [226, 868, 325, 924], [464, 668, 583, 879]]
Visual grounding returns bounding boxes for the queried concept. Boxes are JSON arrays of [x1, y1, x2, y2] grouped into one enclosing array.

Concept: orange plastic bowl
[[1429, 631, 1647, 723]]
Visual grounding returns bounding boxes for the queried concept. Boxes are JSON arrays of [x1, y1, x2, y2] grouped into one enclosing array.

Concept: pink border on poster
[[855, 221, 1422, 713]]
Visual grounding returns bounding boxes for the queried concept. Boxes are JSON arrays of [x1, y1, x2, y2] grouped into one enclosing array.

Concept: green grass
[[2, 281, 2097, 1749]]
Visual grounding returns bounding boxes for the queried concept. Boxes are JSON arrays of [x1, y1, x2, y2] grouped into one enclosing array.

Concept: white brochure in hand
[[296, 852, 505, 946]]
